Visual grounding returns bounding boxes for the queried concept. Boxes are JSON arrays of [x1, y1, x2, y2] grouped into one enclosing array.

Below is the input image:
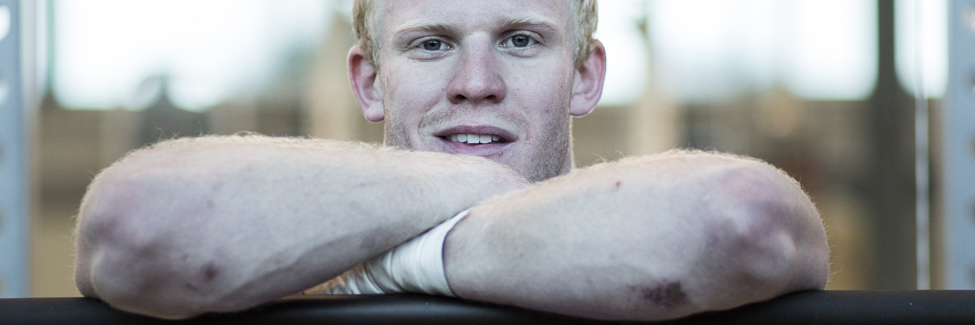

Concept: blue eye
[[422, 40, 443, 50], [511, 35, 530, 47]]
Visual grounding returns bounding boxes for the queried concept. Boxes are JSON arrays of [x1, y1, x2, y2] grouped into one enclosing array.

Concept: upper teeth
[[449, 134, 501, 144]]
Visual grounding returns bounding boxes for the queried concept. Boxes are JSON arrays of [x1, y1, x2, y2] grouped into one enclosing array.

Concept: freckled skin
[[357, 0, 584, 182], [446, 152, 829, 321], [74, 137, 528, 319], [74, 0, 828, 321]]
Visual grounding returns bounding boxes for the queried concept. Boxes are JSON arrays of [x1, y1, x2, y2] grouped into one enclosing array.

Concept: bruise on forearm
[[445, 150, 828, 321], [632, 281, 689, 309], [73, 135, 528, 318]]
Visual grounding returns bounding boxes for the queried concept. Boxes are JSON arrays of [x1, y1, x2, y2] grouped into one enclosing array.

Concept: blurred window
[[52, 0, 334, 111], [647, 0, 878, 102], [895, 0, 948, 98]]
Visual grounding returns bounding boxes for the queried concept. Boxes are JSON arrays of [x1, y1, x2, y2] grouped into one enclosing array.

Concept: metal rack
[[942, 0, 975, 289], [0, 0, 27, 298]]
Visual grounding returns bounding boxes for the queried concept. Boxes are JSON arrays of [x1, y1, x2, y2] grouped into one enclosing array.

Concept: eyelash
[[500, 33, 539, 48], [414, 38, 452, 51], [407, 32, 542, 58]]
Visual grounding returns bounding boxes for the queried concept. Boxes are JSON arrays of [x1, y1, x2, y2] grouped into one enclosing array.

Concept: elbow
[[723, 220, 828, 296], [88, 251, 204, 320], [708, 162, 829, 298], [76, 167, 227, 319], [83, 220, 237, 320], [81, 213, 214, 319]]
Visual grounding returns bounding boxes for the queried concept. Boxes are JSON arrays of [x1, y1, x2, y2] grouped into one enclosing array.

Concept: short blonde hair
[[353, 0, 598, 69]]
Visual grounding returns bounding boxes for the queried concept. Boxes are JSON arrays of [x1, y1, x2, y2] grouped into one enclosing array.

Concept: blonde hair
[[353, 0, 598, 69]]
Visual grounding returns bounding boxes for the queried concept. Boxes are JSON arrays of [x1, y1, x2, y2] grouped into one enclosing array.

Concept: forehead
[[374, 0, 572, 39]]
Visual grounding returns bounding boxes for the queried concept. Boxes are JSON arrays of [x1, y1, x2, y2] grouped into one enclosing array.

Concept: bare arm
[[74, 135, 525, 319], [444, 151, 829, 321]]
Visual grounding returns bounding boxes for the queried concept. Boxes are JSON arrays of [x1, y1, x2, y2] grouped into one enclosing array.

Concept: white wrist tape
[[318, 209, 470, 296]]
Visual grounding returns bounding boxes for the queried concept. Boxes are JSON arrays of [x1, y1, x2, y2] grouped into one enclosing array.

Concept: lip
[[433, 125, 518, 157]]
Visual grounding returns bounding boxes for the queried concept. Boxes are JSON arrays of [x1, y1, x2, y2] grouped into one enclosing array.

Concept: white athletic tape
[[317, 209, 471, 296]]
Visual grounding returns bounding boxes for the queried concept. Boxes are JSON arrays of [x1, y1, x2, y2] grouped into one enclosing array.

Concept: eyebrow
[[391, 17, 560, 40], [496, 17, 559, 33], [392, 23, 453, 39]]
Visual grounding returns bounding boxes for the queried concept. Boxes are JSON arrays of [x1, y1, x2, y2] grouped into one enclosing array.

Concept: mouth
[[443, 133, 509, 145], [434, 125, 517, 156]]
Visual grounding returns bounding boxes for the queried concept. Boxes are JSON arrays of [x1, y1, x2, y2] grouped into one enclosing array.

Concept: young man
[[74, 0, 829, 321]]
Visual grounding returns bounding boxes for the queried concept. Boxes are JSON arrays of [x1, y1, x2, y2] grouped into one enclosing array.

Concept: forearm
[[443, 151, 828, 321], [74, 135, 525, 319]]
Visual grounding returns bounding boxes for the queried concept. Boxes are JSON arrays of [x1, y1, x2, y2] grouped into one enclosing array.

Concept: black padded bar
[[2, 291, 975, 325]]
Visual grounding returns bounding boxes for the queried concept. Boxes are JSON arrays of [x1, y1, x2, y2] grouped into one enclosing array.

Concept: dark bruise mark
[[634, 281, 689, 308], [615, 180, 622, 189], [202, 263, 220, 282]]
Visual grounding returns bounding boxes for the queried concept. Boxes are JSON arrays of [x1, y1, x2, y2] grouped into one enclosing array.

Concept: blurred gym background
[[0, 0, 973, 297]]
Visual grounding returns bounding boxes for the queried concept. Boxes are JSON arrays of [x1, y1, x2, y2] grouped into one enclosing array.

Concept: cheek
[[380, 63, 453, 148], [512, 66, 574, 120], [384, 72, 444, 111], [381, 66, 450, 126], [506, 63, 574, 181]]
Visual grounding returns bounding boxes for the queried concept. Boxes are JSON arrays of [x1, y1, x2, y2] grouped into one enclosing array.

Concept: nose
[[447, 40, 506, 104]]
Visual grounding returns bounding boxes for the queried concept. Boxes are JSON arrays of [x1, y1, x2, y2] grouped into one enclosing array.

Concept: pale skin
[[74, 0, 829, 321], [445, 153, 828, 320], [74, 137, 528, 319]]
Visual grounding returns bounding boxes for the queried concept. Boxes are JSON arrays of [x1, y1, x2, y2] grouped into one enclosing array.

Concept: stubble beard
[[523, 112, 571, 182], [382, 103, 573, 183]]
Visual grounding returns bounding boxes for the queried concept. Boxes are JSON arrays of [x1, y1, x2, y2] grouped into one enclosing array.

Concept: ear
[[569, 40, 606, 117], [348, 46, 384, 122]]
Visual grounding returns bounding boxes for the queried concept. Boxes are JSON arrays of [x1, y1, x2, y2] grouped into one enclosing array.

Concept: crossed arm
[[74, 135, 828, 321], [444, 153, 828, 320]]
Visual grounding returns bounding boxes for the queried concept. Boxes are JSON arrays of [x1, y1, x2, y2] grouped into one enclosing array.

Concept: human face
[[374, 0, 579, 182]]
